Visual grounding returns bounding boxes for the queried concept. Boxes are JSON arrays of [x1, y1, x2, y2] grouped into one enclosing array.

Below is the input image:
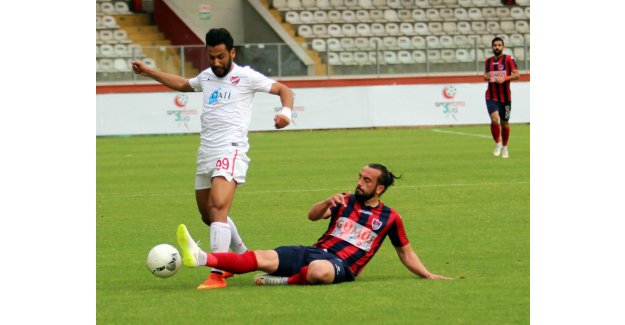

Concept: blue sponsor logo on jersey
[[208, 88, 231, 106]]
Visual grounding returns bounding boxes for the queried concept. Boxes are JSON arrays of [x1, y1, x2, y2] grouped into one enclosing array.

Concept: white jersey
[[189, 63, 275, 153]]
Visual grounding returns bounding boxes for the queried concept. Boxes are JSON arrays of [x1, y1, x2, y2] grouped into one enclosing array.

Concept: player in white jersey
[[131, 28, 294, 290]]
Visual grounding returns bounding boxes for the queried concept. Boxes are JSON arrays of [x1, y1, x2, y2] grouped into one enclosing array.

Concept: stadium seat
[[298, 11, 313, 24], [339, 52, 356, 65], [355, 37, 371, 49], [486, 0, 502, 6], [400, 22, 415, 35], [100, 44, 115, 57], [342, 10, 357, 22], [511, 7, 525, 20], [412, 9, 426, 21], [525, 6, 530, 18], [314, 10, 329, 23], [100, 2, 115, 14], [411, 35, 426, 49], [440, 8, 454, 21], [128, 44, 144, 57], [114, 44, 129, 57], [442, 22, 457, 34], [274, 0, 288, 10], [328, 52, 341, 65], [400, 0, 414, 8], [302, 0, 317, 8], [369, 51, 384, 65], [101, 15, 119, 28], [298, 25, 314, 37], [510, 33, 524, 47], [344, 0, 359, 8], [312, 38, 326, 51], [398, 50, 414, 64], [98, 59, 115, 72], [414, 22, 429, 35], [96, 16, 103, 29], [114, 1, 130, 14], [440, 35, 454, 48], [340, 37, 356, 51], [443, 0, 458, 6], [317, 0, 332, 9], [356, 23, 373, 36], [387, 0, 402, 9], [398, 9, 412, 21], [486, 21, 501, 34], [343, 24, 358, 37], [457, 0, 471, 7], [288, 0, 304, 10], [426, 35, 441, 49], [383, 36, 399, 49], [397, 36, 413, 49], [428, 22, 443, 35], [328, 24, 343, 38], [372, 0, 387, 8], [372, 23, 386, 36], [426, 8, 441, 21], [384, 9, 400, 22], [471, 0, 486, 6], [412, 50, 426, 63], [114, 58, 131, 72], [482, 7, 496, 20], [455, 49, 471, 62], [356, 10, 371, 22], [328, 10, 342, 22], [481, 34, 493, 47], [516, 21, 529, 33], [143, 58, 157, 69], [468, 8, 483, 20], [313, 24, 329, 37], [99, 30, 114, 44], [370, 10, 385, 22], [454, 8, 469, 21], [500, 21, 515, 34], [524, 33, 530, 45], [384, 51, 399, 64], [471, 21, 486, 34], [430, 0, 444, 7], [427, 50, 442, 63], [96, 59, 102, 72], [513, 47, 525, 60], [467, 34, 481, 47], [384, 23, 401, 36], [414, 0, 429, 9], [503, 47, 513, 56], [354, 51, 370, 65], [285, 11, 301, 24], [369, 37, 383, 49], [441, 49, 457, 63], [496, 7, 511, 20], [457, 21, 471, 34], [453, 35, 469, 48], [359, 0, 375, 8], [517, 0, 529, 5], [327, 38, 342, 51], [330, 0, 346, 8]]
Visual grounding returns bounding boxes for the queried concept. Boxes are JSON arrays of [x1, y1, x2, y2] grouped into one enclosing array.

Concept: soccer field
[[96, 125, 529, 324]]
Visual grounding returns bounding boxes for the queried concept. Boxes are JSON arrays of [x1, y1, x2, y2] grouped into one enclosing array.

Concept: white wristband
[[280, 107, 292, 120]]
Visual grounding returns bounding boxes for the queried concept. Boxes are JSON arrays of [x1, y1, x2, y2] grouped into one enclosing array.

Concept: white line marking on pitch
[[97, 181, 528, 198], [431, 129, 491, 138]]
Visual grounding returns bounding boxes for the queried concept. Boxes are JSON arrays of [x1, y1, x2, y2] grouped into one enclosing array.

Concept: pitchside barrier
[[96, 75, 529, 136]]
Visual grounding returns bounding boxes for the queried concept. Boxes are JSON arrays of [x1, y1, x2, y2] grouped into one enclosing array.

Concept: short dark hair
[[367, 163, 400, 195], [492, 37, 504, 46], [205, 28, 234, 51]]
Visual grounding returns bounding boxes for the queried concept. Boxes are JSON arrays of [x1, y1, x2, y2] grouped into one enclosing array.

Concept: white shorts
[[195, 146, 250, 190]]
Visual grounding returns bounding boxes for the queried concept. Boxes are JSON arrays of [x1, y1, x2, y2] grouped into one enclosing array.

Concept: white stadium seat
[[412, 50, 426, 63], [458, 0, 472, 7], [341, 38, 356, 50], [511, 7, 525, 20], [442, 22, 457, 34], [98, 59, 115, 72], [457, 22, 471, 35], [440, 35, 455, 48], [285, 11, 301, 24], [516, 21, 529, 33], [314, 10, 329, 23], [387, 0, 402, 9], [356, 10, 371, 22], [468, 8, 483, 20], [500, 21, 515, 34], [510, 33, 524, 47], [342, 10, 357, 22], [440, 8, 454, 21], [412, 9, 426, 21], [427, 50, 442, 63], [328, 10, 342, 22], [100, 2, 115, 14], [328, 52, 341, 65], [312, 38, 326, 51], [340, 52, 356, 65], [385, 22, 400, 35], [317, 0, 332, 9], [486, 21, 501, 34], [327, 38, 341, 51], [454, 8, 469, 21], [302, 0, 317, 8], [398, 50, 414, 64], [426, 9, 441, 21], [274, 0, 288, 10], [356, 23, 373, 36], [354, 51, 370, 65], [398, 9, 412, 21], [384, 9, 400, 22], [426, 35, 441, 49], [384, 51, 399, 64], [397, 36, 413, 49], [114, 1, 130, 14], [414, 22, 429, 35], [355, 37, 371, 49], [442, 49, 457, 63], [496, 7, 511, 20], [471, 21, 486, 34], [482, 7, 496, 20], [342, 24, 358, 37], [372, 23, 386, 36], [453, 35, 469, 48], [400, 22, 415, 35], [300, 11, 315, 24], [455, 49, 471, 62], [298, 25, 313, 37], [359, 0, 375, 8], [344, 0, 359, 8], [428, 22, 443, 35], [288, 0, 304, 10], [114, 44, 129, 56], [411, 36, 426, 49], [114, 58, 131, 72], [383, 36, 399, 49], [415, 0, 429, 9], [313, 24, 329, 37], [370, 9, 385, 21]]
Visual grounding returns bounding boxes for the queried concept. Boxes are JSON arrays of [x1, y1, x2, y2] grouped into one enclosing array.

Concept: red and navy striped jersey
[[313, 194, 410, 276], [485, 54, 518, 103]]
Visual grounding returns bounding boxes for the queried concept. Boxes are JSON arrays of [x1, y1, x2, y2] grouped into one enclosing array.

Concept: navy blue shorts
[[486, 99, 512, 121], [273, 246, 355, 284]]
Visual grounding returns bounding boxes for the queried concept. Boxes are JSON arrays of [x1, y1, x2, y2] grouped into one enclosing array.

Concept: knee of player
[[307, 261, 334, 284]]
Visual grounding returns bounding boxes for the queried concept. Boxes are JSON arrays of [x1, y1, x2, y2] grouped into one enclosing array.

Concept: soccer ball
[[147, 244, 181, 278]]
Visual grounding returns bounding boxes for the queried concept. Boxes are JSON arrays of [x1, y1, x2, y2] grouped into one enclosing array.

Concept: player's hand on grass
[[426, 273, 452, 280]]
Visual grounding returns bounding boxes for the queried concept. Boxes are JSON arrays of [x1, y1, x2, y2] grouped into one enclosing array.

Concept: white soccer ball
[[147, 244, 181, 278]]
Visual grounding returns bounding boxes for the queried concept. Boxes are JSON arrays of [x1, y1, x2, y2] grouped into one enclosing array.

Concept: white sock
[[227, 216, 248, 254], [209, 221, 231, 273]]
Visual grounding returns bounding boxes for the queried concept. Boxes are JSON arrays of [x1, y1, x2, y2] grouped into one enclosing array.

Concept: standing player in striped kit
[[483, 37, 519, 158], [176, 164, 450, 286], [131, 28, 294, 290]]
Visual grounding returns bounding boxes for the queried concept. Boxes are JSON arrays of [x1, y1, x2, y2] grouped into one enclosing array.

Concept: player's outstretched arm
[[307, 193, 348, 221], [395, 244, 451, 280], [131, 59, 194, 92], [269, 82, 294, 129]]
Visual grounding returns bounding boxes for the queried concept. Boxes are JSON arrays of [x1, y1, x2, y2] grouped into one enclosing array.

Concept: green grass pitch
[[97, 125, 529, 324]]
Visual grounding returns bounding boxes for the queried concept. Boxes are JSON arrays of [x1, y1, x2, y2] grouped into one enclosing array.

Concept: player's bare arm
[[270, 82, 294, 129], [131, 59, 194, 92], [496, 69, 520, 84], [307, 193, 347, 221], [395, 244, 451, 280]]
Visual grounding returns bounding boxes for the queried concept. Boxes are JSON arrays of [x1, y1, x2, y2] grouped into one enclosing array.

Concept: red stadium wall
[[96, 74, 530, 94]]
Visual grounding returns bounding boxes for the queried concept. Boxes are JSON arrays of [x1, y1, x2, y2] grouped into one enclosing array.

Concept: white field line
[[431, 129, 491, 138], [97, 181, 529, 198]]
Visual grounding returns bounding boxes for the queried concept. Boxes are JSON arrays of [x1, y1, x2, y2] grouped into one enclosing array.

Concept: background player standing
[[131, 28, 294, 290], [483, 37, 519, 159]]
